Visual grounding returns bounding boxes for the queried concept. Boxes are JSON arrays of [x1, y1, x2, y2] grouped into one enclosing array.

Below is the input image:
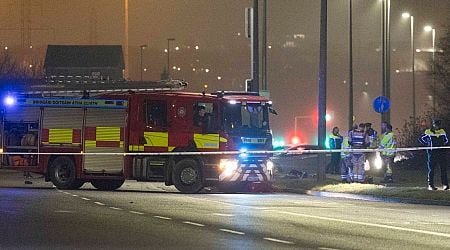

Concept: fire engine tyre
[[172, 158, 203, 194], [49, 156, 84, 190], [90, 179, 125, 191]]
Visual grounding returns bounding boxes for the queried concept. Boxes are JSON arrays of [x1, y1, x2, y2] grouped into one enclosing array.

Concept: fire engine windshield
[[223, 102, 269, 133]]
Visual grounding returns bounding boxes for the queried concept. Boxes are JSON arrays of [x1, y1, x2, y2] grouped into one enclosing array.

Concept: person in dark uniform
[[193, 106, 208, 129], [418, 119, 449, 191]]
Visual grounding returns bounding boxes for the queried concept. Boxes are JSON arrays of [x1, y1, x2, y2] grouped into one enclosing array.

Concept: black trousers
[[427, 151, 448, 187], [327, 153, 341, 174]]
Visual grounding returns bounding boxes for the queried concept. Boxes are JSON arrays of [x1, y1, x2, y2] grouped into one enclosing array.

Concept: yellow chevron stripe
[[194, 133, 220, 149], [85, 140, 96, 148], [96, 127, 121, 141], [49, 129, 73, 144], [144, 132, 168, 147]]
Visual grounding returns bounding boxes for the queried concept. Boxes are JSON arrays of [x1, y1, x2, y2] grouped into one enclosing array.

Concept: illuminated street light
[[140, 44, 148, 81], [175, 46, 179, 51], [177, 67, 180, 71], [424, 25, 432, 32], [195, 45, 199, 50], [172, 66, 177, 70], [217, 76, 222, 80], [205, 68, 210, 73], [4, 46, 8, 50], [416, 49, 421, 52], [401, 12, 410, 18]]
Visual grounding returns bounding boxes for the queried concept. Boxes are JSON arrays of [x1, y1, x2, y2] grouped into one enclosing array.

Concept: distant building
[[44, 45, 124, 81]]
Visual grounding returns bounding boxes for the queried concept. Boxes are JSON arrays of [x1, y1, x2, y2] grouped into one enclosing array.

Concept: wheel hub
[[180, 167, 197, 185]]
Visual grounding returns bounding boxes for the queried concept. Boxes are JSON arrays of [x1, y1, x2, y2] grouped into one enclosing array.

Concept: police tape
[[0, 146, 449, 156]]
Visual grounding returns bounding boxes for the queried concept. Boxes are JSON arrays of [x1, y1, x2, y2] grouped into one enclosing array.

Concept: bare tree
[[0, 52, 43, 81]]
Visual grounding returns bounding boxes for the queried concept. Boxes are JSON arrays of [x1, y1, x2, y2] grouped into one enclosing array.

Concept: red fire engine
[[1, 80, 275, 193]]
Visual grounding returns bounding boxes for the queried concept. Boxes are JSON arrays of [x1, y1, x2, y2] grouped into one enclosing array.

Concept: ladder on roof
[[1, 78, 188, 97]]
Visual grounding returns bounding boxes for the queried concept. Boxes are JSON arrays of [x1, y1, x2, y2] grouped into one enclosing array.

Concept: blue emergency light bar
[[3, 97, 128, 109]]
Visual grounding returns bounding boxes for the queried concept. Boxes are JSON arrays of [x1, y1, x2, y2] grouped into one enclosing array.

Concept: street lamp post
[[381, 0, 391, 124], [140, 44, 147, 81], [402, 13, 416, 126], [424, 26, 436, 115], [167, 38, 175, 80]]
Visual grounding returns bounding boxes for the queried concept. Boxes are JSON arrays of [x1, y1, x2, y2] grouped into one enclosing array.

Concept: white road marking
[[81, 197, 91, 201], [55, 210, 74, 213], [219, 229, 245, 235], [211, 213, 234, 217], [71, 194, 78, 197], [154, 215, 172, 220], [264, 237, 294, 245], [319, 247, 341, 250], [109, 207, 123, 211], [94, 202, 105, 206], [129, 211, 144, 215], [276, 211, 450, 238], [183, 221, 205, 227], [63, 192, 70, 195]]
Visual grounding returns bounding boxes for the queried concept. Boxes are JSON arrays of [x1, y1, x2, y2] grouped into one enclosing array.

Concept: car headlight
[[266, 160, 274, 172], [364, 159, 371, 171], [219, 159, 239, 176], [374, 153, 383, 170]]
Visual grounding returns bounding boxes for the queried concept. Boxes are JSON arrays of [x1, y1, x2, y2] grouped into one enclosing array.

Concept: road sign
[[373, 96, 390, 113]]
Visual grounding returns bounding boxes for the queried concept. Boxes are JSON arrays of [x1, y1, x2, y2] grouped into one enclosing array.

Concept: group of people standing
[[327, 119, 449, 190], [327, 122, 396, 184]]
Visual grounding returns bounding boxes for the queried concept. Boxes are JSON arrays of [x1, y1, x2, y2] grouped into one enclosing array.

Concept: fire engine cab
[[1, 80, 274, 193]]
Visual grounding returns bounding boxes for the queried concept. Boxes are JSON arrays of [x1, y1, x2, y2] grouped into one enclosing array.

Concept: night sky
[[1, 0, 449, 144]]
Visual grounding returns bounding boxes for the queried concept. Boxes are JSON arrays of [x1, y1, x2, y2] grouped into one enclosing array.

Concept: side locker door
[[42, 108, 83, 147], [83, 108, 126, 174]]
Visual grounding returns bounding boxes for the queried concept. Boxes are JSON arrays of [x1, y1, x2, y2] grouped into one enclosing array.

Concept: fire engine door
[[83, 108, 126, 174]]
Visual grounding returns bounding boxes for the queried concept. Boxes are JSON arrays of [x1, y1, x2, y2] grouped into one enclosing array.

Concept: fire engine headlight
[[374, 152, 383, 170], [219, 159, 239, 177], [266, 160, 274, 172]]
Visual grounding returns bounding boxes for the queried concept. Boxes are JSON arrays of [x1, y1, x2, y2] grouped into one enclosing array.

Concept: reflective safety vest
[[419, 129, 448, 148], [367, 129, 378, 149], [341, 137, 351, 158], [380, 131, 396, 157], [329, 134, 343, 150], [349, 129, 367, 149]]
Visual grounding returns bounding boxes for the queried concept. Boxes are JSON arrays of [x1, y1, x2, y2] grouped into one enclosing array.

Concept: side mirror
[[269, 107, 278, 115]]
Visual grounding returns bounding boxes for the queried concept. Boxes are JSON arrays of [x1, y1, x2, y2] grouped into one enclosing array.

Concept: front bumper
[[218, 159, 273, 183]]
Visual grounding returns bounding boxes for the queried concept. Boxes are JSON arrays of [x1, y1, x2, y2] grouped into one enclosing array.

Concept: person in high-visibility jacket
[[380, 122, 396, 183], [340, 136, 353, 183], [327, 127, 343, 174], [348, 123, 369, 183], [418, 119, 449, 191]]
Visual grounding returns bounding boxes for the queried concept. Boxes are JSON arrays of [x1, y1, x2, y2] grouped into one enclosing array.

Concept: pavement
[[1, 168, 449, 206]]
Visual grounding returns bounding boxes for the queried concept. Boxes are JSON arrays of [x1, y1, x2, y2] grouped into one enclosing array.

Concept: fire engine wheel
[[91, 179, 125, 191], [49, 156, 84, 190], [172, 158, 203, 193]]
